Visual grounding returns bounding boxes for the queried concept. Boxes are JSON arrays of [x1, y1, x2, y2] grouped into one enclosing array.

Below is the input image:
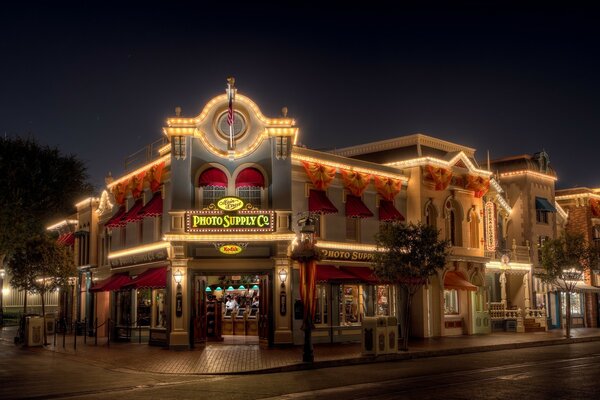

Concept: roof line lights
[[107, 155, 171, 189], [384, 152, 492, 177], [316, 241, 379, 252], [46, 219, 79, 231], [108, 241, 170, 259], [499, 170, 557, 181], [163, 233, 297, 242]]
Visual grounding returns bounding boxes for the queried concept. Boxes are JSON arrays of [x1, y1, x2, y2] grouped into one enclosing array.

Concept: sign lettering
[[320, 249, 375, 261], [219, 244, 243, 255], [186, 210, 275, 233], [217, 197, 245, 211]]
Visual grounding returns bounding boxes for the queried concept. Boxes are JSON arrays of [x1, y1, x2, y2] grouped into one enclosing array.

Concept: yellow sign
[[217, 197, 245, 211], [219, 244, 243, 255]]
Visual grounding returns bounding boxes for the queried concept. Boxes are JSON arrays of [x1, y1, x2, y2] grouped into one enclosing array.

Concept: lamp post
[[0, 268, 5, 326], [291, 214, 318, 363]]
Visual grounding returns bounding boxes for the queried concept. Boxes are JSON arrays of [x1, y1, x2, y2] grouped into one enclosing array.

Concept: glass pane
[[339, 284, 362, 326], [444, 289, 459, 314]]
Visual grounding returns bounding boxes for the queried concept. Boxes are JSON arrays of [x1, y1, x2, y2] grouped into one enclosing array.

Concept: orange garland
[[130, 171, 146, 199], [374, 176, 401, 201], [426, 166, 453, 191], [111, 180, 128, 206], [301, 161, 337, 190], [148, 162, 165, 193], [590, 199, 600, 218], [465, 175, 490, 198], [340, 169, 372, 196]]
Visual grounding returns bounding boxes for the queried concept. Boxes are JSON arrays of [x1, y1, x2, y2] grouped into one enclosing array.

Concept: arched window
[[198, 168, 227, 208], [468, 208, 479, 249], [444, 198, 463, 247], [425, 201, 437, 229], [235, 167, 265, 208]]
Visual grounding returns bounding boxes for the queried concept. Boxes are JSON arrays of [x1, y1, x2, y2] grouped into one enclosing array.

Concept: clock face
[[217, 111, 246, 139]]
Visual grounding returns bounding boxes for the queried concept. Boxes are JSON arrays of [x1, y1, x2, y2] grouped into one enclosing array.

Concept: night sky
[[2, 2, 599, 190]]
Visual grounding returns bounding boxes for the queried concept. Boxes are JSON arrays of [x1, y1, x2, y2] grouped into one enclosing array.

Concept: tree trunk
[[23, 290, 28, 314], [401, 291, 413, 351], [565, 291, 571, 339], [41, 288, 47, 345]]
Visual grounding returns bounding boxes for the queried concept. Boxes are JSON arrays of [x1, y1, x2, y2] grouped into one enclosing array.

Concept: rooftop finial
[[227, 76, 235, 86], [175, 106, 182, 117], [281, 107, 288, 118], [105, 172, 113, 185]]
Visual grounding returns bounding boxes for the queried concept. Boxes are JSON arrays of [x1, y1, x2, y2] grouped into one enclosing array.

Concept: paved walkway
[[2, 325, 600, 375]]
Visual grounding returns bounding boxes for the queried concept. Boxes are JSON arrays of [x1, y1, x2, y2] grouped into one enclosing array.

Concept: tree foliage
[[0, 136, 93, 260], [373, 222, 450, 350], [537, 233, 600, 338]]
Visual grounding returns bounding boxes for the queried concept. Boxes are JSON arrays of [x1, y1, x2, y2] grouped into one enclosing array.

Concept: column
[[500, 272, 507, 308], [273, 256, 293, 344], [169, 258, 190, 350]]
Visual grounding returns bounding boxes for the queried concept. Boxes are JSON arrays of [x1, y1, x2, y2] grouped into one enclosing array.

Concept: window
[[561, 292, 583, 316], [346, 218, 359, 241], [593, 226, 600, 247], [116, 291, 132, 325], [444, 199, 462, 246], [538, 235, 549, 262], [236, 186, 262, 208], [313, 214, 322, 239], [376, 285, 391, 316], [339, 284, 363, 326], [469, 209, 479, 249], [136, 289, 152, 326], [444, 289, 459, 314], [198, 168, 228, 208], [152, 289, 167, 328], [202, 186, 226, 208], [314, 284, 328, 326], [425, 202, 437, 229], [536, 209, 549, 224], [449, 209, 457, 245]]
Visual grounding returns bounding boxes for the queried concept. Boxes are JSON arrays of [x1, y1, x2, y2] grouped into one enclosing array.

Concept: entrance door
[[258, 273, 271, 344], [193, 275, 208, 344]]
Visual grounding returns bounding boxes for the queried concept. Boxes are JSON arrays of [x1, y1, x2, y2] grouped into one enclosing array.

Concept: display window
[[116, 291, 132, 325], [339, 284, 364, 326], [444, 289, 459, 314], [137, 288, 152, 326], [376, 285, 390, 316], [561, 292, 583, 316], [152, 289, 166, 328], [314, 284, 328, 326]]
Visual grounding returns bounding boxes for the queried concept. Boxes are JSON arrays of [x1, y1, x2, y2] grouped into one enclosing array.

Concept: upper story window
[[425, 201, 437, 229], [468, 208, 480, 249], [535, 197, 556, 225], [235, 167, 265, 209], [444, 198, 463, 247], [593, 226, 600, 245], [199, 168, 227, 208]]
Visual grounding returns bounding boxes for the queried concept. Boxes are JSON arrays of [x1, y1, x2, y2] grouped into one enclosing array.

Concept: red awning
[[379, 200, 405, 221], [57, 232, 75, 247], [341, 267, 379, 284], [309, 189, 338, 214], [119, 199, 144, 225], [123, 267, 167, 289], [105, 206, 127, 228], [316, 265, 359, 282], [199, 168, 228, 187], [346, 195, 373, 218], [136, 192, 163, 219], [444, 272, 477, 291], [90, 273, 132, 293], [236, 168, 264, 188]]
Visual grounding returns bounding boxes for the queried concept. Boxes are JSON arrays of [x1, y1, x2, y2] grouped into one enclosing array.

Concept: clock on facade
[[217, 111, 246, 140]]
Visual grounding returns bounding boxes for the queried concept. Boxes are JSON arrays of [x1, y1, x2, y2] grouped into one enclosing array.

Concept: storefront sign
[[320, 249, 375, 262], [219, 244, 244, 255], [217, 197, 245, 211], [484, 201, 496, 251], [185, 209, 275, 233], [109, 248, 168, 268]]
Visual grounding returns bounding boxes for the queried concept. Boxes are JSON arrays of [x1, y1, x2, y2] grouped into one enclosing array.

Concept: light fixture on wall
[[279, 268, 288, 288], [173, 269, 183, 286]]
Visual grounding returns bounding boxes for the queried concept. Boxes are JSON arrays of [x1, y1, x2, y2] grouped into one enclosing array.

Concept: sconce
[[173, 269, 183, 287], [279, 268, 288, 288]]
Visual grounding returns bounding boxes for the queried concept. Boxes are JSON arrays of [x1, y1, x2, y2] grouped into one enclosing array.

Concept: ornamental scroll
[[130, 171, 146, 199], [590, 199, 600, 218], [374, 176, 401, 201], [148, 161, 165, 192], [425, 166, 453, 191], [465, 175, 490, 198], [112, 180, 129, 206], [340, 169, 372, 196], [301, 161, 336, 190]]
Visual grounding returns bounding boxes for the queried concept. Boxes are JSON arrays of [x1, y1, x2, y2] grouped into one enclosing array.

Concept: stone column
[[500, 272, 507, 308], [169, 258, 190, 350], [523, 273, 531, 310]]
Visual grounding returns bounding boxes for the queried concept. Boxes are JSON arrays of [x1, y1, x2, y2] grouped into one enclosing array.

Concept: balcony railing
[[485, 239, 531, 263], [124, 137, 169, 172]]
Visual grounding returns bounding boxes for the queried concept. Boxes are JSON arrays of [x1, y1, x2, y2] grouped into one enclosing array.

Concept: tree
[[8, 235, 75, 344], [0, 136, 93, 262], [373, 222, 450, 351], [537, 233, 600, 338]]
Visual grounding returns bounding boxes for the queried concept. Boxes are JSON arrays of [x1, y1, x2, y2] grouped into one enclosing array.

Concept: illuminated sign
[[485, 201, 497, 251], [186, 209, 275, 233], [217, 197, 245, 211], [320, 249, 374, 262], [219, 244, 244, 255]]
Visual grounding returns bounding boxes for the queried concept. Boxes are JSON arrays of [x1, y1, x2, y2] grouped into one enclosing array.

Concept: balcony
[[485, 239, 531, 263]]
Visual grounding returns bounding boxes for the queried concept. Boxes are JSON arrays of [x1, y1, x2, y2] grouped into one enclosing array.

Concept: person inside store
[[251, 296, 259, 308], [225, 295, 238, 311]]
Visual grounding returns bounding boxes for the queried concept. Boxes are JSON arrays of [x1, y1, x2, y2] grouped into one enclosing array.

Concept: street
[[2, 340, 600, 399]]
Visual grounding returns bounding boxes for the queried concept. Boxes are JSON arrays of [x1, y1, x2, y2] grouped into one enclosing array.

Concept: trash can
[[386, 316, 398, 353], [44, 313, 55, 335], [25, 316, 44, 347], [361, 317, 377, 355], [375, 317, 387, 354]]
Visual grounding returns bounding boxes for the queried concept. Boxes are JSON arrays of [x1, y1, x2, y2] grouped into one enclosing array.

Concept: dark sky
[[2, 1, 599, 190]]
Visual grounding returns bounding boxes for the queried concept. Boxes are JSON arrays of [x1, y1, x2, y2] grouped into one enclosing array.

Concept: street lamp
[[291, 213, 319, 363], [0, 268, 5, 326]]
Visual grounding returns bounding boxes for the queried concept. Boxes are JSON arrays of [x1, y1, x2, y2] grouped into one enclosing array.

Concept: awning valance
[[199, 168, 228, 187], [379, 200, 405, 221], [444, 271, 477, 291], [535, 197, 557, 212], [105, 206, 127, 228], [346, 195, 373, 218], [309, 189, 338, 214], [236, 168, 264, 188], [573, 282, 600, 293], [90, 273, 132, 293], [123, 267, 167, 289], [57, 232, 75, 247], [136, 192, 163, 219], [120, 199, 144, 225], [316, 265, 359, 282], [341, 266, 379, 284]]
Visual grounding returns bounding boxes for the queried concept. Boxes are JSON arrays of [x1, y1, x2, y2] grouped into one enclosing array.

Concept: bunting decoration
[[148, 161, 165, 192], [426, 166, 453, 191], [340, 169, 372, 196], [590, 199, 600, 217], [301, 161, 337, 190], [130, 171, 146, 199], [299, 259, 317, 329], [112, 180, 128, 206], [374, 176, 401, 201], [466, 175, 490, 198]]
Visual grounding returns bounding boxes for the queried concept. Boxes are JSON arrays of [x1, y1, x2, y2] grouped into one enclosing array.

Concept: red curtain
[[199, 168, 228, 187], [235, 168, 265, 188]]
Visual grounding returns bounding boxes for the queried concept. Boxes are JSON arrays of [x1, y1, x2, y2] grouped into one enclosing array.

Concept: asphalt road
[[2, 340, 600, 399]]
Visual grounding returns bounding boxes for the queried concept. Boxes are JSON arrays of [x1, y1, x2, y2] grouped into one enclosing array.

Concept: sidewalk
[[2, 325, 600, 375]]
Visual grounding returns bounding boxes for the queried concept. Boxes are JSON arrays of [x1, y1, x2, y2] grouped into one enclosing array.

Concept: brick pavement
[[2, 326, 600, 375]]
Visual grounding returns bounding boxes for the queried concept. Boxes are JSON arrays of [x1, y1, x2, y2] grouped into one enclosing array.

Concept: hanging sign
[[320, 249, 375, 262], [484, 201, 496, 251], [186, 210, 275, 233], [219, 244, 244, 255], [217, 197, 245, 211]]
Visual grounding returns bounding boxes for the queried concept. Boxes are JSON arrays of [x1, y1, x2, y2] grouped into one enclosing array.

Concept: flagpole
[[226, 77, 236, 160]]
